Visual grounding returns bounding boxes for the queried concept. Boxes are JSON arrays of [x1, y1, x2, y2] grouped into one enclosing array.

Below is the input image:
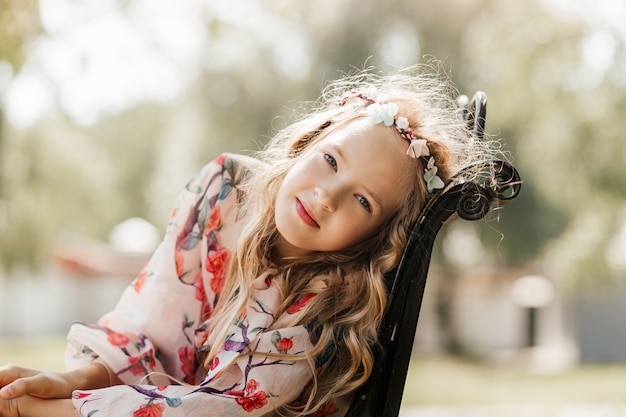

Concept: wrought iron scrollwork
[[345, 91, 522, 417], [453, 159, 521, 221]]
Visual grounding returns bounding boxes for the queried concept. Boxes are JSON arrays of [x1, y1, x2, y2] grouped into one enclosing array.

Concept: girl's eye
[[357, 195, 371, 212], [324, 153, 337, 170]]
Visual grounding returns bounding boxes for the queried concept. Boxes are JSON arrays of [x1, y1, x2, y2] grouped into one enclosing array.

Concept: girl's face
[[274, 118, 414, 260]]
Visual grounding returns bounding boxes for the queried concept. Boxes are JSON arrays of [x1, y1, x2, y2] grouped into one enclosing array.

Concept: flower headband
[[338, 86, 444, 192]]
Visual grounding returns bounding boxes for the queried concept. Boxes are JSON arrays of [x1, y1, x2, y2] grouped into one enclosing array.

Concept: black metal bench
[[346, 92, 522, 417]]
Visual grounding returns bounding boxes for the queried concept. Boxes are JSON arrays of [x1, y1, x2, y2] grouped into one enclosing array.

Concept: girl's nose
[[315, 184, 338, 212]]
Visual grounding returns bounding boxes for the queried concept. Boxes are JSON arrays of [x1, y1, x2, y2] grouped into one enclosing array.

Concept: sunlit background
[[1, 0, 626, 415]]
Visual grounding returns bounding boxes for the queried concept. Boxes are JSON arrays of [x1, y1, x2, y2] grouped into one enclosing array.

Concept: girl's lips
[[295, 199, 319, 228]]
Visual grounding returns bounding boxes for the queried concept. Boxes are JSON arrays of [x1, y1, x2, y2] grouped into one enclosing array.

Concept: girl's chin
[[273, 232, 314, 261]]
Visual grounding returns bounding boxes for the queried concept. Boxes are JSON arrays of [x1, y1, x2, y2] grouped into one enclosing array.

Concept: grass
[[403, 354, 626, 407], [3, 335, 626, 409], [0, 335, 68, 372]]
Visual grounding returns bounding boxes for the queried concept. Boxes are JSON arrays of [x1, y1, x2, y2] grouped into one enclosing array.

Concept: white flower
[[406, 139, 429, 158], [395, 116, 409, 131], [363, 85, 378, 100], [367, 102, 398, 126]]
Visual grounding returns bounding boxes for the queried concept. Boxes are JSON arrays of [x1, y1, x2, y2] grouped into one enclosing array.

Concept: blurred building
[[0, 218, 157, 335]]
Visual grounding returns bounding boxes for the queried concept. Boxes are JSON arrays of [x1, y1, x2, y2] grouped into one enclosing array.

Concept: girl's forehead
[[322, 118, 408, 161], [320, 118, 415, 211]]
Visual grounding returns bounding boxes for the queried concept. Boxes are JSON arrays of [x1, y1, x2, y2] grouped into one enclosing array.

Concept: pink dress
[[65, 154, 346, 417]]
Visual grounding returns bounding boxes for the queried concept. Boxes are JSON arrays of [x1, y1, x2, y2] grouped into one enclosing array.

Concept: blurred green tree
[[0, 0, 624, 295], [0, 0, 42, 269]]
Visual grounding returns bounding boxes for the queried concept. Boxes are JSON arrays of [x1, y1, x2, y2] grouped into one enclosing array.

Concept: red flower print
[[175, 250, 184, 278], [236, 391, 268, 412], [128, 350, 157, 376], [107, 331, 130, 347], [170, 207, 178, 220], [193, 276, 206, 302], [128, 356, 146, 376], [210, 356, 220, 371], [200, 300, 213, 321], [245, 379, 258, 393], [204, 205, 222, 235], [133, 267, 149, 294], [228, 380, 268, 412], [215, 154, 227, 165], [133, 402, 165, 417], [210, 275, 224, 295], [206, 248, 230, 294], [73, 392, 91, 399], [286, 293, 316, 314], [178, 346, 196, 384], [276, 337, 294, 353]]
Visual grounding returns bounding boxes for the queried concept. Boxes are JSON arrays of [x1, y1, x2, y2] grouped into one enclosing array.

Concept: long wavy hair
[[203, 65, 496, 416]]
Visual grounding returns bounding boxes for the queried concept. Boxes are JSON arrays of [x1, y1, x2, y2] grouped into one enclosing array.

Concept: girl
[[0, 66, 494, 417]]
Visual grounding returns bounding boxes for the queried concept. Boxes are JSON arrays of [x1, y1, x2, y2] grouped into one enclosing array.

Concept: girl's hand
[[0, 365, 71, 400], [1, 396, 75, 417], [0, 363, 109, 400], [0, 396, 20, 417]]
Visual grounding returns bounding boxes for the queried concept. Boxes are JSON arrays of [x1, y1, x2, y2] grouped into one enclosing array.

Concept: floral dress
[[65, 154, 346, 417]]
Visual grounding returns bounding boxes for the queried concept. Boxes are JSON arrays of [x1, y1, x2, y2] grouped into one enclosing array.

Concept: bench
[[345, 91, 522, 417]]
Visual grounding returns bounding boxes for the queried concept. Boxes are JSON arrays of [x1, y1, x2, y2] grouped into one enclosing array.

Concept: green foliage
[[0, 0, 624, 286], [0, 0, 41, 71]]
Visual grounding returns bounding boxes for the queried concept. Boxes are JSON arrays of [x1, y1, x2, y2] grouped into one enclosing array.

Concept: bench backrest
[[345, 92, 522, 417]]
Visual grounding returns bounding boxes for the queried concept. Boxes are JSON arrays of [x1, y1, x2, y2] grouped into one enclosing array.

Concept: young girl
[[0, 66, 494, 417]]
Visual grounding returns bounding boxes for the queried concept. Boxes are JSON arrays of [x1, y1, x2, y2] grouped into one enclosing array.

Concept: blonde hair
[[203, 65, 496, 415]]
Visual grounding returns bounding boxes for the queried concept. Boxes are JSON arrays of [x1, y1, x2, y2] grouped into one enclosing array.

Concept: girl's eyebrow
[[329, 142, 383, 212]]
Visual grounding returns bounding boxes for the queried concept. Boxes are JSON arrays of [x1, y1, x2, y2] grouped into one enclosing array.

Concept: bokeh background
[[1, 0, 625, 415]]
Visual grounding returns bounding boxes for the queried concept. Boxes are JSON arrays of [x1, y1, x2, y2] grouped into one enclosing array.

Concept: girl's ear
[[289, 120, 332, 157]]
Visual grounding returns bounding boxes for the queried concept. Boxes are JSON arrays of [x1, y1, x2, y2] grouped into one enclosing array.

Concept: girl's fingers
[[0, 372, 59, 400], [0, 379, 28, 400], [0, 366, 39, 399]]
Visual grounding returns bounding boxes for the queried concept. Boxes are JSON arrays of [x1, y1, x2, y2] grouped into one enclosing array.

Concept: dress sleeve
[[65, 154, 249, 386], [70, 272, 342, 417], [65, 153, 343, 416]]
